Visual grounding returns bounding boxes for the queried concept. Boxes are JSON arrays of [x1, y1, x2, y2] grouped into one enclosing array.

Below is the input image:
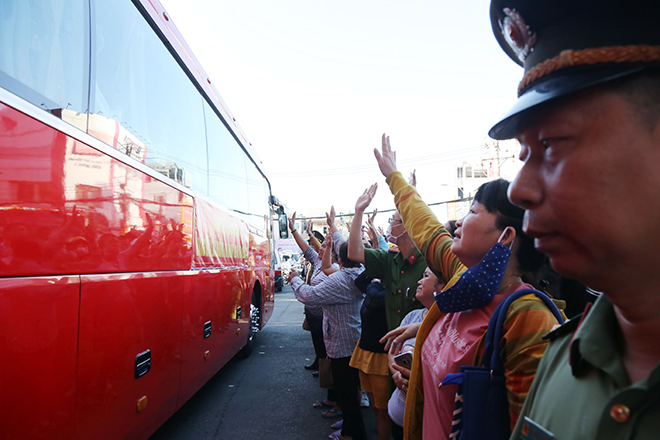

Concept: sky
[[159, 0, 525, 227]]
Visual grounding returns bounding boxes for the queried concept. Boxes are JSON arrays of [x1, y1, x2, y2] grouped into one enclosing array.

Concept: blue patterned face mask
[[434, 230, 513, 313]]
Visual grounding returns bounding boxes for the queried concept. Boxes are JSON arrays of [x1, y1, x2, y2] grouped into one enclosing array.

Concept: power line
[[300, 196, 473, 220], [270, 144, 489, 179]]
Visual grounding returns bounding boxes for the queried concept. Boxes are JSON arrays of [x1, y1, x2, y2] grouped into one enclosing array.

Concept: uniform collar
[[570, 295, 629, 386], [391, 246, 422, 265]]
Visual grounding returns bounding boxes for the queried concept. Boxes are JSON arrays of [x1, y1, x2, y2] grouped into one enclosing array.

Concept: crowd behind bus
[[284, 145, 592, 440]]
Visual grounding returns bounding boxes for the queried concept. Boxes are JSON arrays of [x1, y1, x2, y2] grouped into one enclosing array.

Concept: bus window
[[0, 0, 89, 130], [246, 159, 268, 232], [89, 0, 208, 194], [205, 101, 249, 215]]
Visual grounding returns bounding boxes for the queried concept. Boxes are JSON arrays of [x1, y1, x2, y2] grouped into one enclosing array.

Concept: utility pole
[[494, 140, 501, 177]]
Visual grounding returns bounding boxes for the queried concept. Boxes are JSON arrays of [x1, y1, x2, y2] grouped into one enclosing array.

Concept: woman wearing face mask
[[375, 135, 563, 440]]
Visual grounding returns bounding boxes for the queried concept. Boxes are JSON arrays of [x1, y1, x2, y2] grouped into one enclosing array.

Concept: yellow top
[[350, 343, 389, 376]]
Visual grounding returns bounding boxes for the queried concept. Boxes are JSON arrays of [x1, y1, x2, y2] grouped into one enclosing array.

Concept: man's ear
[[498, 226, 517, 249]]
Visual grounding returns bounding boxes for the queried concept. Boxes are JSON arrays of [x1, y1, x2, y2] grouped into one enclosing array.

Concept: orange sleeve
[[386, 171, 466, 284], [501, 295, 561, 428]]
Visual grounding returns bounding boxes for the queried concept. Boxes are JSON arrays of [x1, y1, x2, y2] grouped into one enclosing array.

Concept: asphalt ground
[[150, 284, 377, 440]]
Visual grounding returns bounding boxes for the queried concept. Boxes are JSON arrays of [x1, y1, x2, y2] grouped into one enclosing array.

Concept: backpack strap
[[483, 288, 565, 372]]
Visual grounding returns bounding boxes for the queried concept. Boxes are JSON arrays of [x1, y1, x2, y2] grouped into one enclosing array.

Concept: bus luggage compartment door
[[77, 272, 184, 440]]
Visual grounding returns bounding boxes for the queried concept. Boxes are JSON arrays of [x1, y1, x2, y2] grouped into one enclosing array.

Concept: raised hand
[[365, 222, 379, 248], [408, 169, 417, 187], [367, 208, 378, 225], [325, 206, 338, 233], [288, 211, 297, 232], [355, 183, 378, 213], [374, 133, 398, 178]]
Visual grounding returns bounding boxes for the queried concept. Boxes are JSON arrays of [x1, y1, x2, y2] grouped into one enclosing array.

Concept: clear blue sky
[[159, 0, 524, 222]]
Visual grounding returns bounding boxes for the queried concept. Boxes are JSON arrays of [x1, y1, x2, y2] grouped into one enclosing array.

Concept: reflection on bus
[[0, 0, 284, 438]]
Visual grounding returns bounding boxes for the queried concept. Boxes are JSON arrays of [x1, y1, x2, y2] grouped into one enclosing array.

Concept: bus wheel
[[239, 289, 261, 358]]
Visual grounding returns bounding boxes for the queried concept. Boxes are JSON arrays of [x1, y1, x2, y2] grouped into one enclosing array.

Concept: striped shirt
[[291, 232, 364, 358], [302, 246, 336, 317]]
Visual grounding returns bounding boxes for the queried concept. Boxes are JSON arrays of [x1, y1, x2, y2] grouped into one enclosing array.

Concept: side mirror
[[279, 214, 289, 239]]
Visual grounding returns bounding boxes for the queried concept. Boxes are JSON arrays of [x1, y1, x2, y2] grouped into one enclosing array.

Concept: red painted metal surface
[[76, 272, 184, 440], [0, 100, 274, 439], [178, 269, 243, 406], [0, 276, 80, 439]]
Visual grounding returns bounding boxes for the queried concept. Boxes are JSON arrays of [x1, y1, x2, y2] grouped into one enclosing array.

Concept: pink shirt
[[420, 284, 530, 439]]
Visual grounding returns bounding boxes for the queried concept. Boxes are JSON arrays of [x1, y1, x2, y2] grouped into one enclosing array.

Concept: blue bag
[[441, 289, 564, 440]]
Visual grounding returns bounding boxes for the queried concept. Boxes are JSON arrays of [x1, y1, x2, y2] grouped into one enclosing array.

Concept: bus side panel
[[76, 272, 184, 440], [256, 266, 274, 327], [247, 228, 274, 327], [0, 276, 80, 440], [265, 270, 274, 325], [177, 269, 243, 407]]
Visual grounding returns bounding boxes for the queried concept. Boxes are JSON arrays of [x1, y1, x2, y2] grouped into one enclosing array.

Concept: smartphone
[[393, 352, 412, 369]]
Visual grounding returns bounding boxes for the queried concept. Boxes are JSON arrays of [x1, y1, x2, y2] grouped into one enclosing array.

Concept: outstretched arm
[[348, 184, 377, 264], [374, 134, 464, 284], [288, 212, 310, 253], [321, 233, 339, 275]]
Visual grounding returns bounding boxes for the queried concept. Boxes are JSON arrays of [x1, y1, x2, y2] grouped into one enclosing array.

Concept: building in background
[[446, 139, 522, 221]]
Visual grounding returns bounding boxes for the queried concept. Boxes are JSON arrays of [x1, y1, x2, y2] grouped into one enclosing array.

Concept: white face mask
[[386, 223, 407, 245]]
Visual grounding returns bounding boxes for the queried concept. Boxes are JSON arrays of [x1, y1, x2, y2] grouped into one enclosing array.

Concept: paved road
[[150, 285, 377, 440]]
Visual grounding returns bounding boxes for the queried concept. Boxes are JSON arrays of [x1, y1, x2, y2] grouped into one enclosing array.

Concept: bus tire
[[238, 288, 261, 358]]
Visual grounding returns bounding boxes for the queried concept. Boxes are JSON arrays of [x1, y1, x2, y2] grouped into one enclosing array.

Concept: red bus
[[0, 0, 286, 438]]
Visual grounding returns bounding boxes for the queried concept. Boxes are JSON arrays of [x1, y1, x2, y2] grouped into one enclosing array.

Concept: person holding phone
[[375, 144, 563, 440], [387, 267, 443, 428]]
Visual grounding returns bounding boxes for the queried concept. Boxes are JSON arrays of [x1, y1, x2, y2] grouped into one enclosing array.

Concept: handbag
[[318, 358, 334, 389], [441, 289, 565, 440]]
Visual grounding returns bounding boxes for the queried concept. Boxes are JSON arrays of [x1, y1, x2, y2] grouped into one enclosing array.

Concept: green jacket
[[363, 247, 426, 330], [511, 295, 660, 440]]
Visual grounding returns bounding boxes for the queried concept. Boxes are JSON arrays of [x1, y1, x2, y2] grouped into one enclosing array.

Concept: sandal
[[321, 408, 343, 419], [329, 429, 341, 439], [331, 419, 343, 429], [312, 400, 336, 409]]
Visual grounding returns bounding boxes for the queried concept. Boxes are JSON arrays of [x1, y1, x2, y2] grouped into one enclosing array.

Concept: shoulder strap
[[483, 288, 565, 372]]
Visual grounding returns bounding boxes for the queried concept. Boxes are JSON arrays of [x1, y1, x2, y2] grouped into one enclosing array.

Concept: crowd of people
[[284, 0, 660, 439]]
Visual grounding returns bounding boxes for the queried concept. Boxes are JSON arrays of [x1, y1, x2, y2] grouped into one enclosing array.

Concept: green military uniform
[[363, 247, 425, 331], [511, 295, 660, 440]]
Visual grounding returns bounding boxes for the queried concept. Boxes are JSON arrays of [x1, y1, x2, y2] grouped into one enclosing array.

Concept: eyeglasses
[[388, 217, 402, 225]]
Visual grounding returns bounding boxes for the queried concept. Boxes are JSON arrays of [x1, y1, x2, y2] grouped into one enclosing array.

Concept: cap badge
[[499, 8, 536, 62]]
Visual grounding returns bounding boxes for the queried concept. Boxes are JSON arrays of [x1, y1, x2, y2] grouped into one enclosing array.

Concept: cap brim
[[488, 65, 646, 140]]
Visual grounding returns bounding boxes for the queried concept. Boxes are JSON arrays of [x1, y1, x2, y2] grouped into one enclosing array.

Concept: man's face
[[386, 213, 406, 243], [509, 88, 660, 291]]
